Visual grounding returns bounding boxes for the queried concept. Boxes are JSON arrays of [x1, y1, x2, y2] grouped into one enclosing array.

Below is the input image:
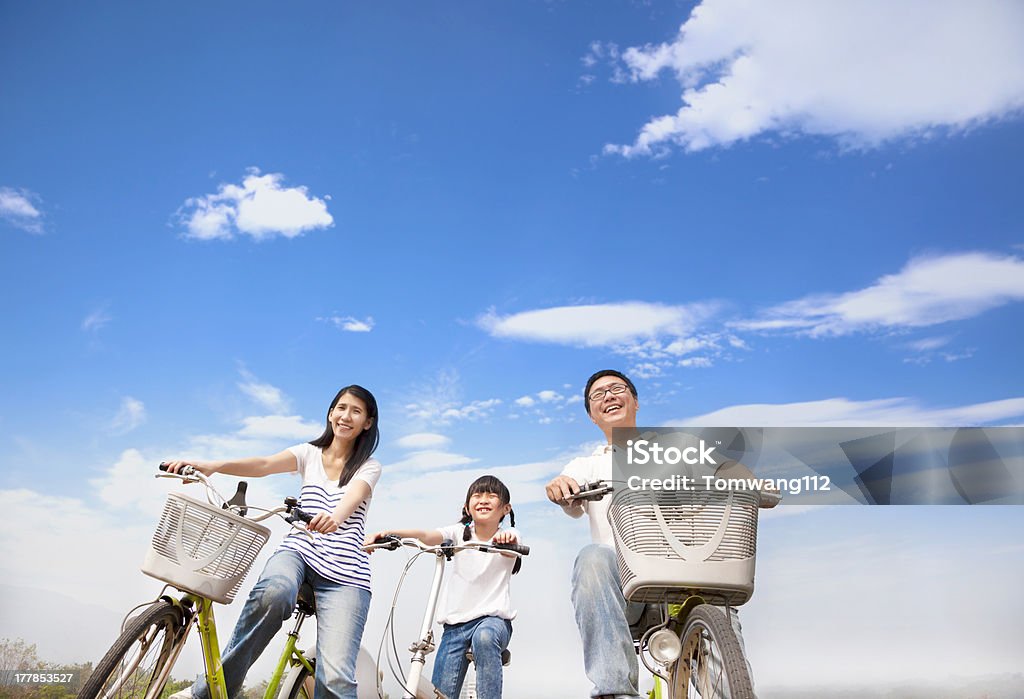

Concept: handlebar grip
[[568, 480, 611, 502], [159, 462, 196, 476], [493, 542, 530, 555], [372, 534, 401, 550]]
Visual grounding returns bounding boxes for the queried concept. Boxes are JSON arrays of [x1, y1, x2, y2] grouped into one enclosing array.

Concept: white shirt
[[560, 444, 615, 547], [433, 523, 520, 625]]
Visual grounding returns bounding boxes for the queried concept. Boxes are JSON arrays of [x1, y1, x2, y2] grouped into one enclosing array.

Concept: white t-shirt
[[560, 444, 615, 547], [433, 523, 520, 626], [277, 443, 382, 592]]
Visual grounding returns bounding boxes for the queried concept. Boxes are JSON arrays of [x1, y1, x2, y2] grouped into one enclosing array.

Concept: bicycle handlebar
[[365, 535, 529, 557], [564, 480, 614, 503], [156, 463, 313, 535]]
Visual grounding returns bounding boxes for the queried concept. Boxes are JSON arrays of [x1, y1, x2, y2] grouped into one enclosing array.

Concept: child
[[366, 474, 521, 699]]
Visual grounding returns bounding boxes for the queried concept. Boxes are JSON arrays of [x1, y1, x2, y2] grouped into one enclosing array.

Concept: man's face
[[587, 374, 638, 433]]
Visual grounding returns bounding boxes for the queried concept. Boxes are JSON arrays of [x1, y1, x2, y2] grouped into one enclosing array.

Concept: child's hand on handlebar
[[492, 530, 519, 545], [307, 512, 341, 534], [362, 531, 391, 551]]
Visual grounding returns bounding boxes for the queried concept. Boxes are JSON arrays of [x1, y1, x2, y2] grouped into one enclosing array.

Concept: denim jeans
[[571, 544, 752, 699], [431, 615, 512, 699], [571, 545, 643, 699], [192, 549, 370, 699]]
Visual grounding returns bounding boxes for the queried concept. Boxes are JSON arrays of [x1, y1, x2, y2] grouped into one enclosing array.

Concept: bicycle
[[78, 464, 321, 699], [363, 535, 530, 699], [565, 479, 777, 699]]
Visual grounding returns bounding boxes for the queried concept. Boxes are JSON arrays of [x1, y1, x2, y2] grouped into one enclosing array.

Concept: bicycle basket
[[141, 492, 271, 604], [608, 487, 759, 606]]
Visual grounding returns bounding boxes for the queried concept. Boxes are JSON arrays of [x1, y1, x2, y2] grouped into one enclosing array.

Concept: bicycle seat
[[296, 582, 316, 616]]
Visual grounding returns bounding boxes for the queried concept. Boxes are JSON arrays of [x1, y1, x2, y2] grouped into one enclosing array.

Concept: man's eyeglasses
[[588, 383, 630, 403]]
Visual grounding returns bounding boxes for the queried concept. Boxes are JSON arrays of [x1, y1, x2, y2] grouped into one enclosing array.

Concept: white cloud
[[678, 356, 713, 368], [237, 415, 323, 440], [395, 432, 451, 450], [318, 315, 375, 333], [178, 168, 333, 241], [404, 370, 503, 426], [81, 306, 112, 332], [675, 395, 1024, 427], [0, 187, 44, 234], [440, 399, 502, 421], [511, 389, 586, 424], [387, 450, 478, 473], [479, 301, 718, 347], [734, 252, 1024, 337], [111, 396, 146, 433], [604, 0, 1024, 156], [238, 369, 291, 413]]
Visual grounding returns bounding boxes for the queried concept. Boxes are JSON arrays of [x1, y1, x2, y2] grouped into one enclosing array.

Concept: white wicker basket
[[608, 487, 759, 606], [141, 492, 271, 604]]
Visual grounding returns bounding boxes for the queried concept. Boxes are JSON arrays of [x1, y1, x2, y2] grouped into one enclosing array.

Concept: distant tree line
[[0, 639, 272, 699]]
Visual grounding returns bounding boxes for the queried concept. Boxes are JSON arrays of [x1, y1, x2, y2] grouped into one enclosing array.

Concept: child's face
[[467, 490, 511, 526]]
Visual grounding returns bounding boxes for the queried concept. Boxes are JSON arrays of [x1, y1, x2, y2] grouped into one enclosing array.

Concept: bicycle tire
[[280, 659, 314, 699], [669, 604, 754, 699], [78, 600, 185, 699]]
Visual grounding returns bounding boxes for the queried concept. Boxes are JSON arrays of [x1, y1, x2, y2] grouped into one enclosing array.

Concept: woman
[[165, 384, 381, 699]]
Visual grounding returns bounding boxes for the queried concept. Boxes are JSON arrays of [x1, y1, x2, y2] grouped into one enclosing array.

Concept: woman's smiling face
[[329, 392, 372, 443]]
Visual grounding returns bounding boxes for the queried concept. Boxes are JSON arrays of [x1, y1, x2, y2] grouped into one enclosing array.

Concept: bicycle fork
[[143, 596, 199, 699]]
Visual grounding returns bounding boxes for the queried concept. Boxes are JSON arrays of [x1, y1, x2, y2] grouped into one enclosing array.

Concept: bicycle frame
[[142, 588, 315, 699], [401, 548, 448, 699], [266, 598, 317, 696]]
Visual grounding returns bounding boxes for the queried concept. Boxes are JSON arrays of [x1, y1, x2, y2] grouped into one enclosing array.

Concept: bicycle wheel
[[280, 659, 314, 699], [669, 605, 754, 699], [78, 600, 185, 699]]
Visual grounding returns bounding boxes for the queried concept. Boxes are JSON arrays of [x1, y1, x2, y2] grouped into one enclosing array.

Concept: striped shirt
[[278, 443, 382, 592]]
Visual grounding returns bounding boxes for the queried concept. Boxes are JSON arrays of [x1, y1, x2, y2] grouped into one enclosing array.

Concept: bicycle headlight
[[648, 628, 682, 664]]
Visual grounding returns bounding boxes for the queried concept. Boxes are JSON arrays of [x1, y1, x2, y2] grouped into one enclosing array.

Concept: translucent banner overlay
[[611, 427, 1024, 505]]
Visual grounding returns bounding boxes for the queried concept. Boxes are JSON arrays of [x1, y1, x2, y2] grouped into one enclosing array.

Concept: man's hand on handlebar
[[545, 475, 582, 506]]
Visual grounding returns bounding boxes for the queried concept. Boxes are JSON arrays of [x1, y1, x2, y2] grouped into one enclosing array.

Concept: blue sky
[[2, 1, 1024, 695]]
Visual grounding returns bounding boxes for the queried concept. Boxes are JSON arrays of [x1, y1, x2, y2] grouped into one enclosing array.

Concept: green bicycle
[[78, 465, 318, 699]]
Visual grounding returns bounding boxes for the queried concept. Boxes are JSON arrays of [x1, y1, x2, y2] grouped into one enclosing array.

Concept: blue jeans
[[571, 545, 643, 699], [431, 615, 512, 699], [571, 544, 752, 699], [192, 549, 370, 699]]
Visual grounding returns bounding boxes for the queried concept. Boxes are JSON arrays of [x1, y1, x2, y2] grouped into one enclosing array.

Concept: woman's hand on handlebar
[[307, 512, 341, 535], [161, 460, 215, 477]]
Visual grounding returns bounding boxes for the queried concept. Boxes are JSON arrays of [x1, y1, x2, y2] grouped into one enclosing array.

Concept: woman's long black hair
[[309, 384, 380, 487], [459, 474, 521, 574]]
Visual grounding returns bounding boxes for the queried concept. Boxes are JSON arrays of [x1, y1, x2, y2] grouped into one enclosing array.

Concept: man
[[546, 369, 769, 699], [545, 369, 646, 698]]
